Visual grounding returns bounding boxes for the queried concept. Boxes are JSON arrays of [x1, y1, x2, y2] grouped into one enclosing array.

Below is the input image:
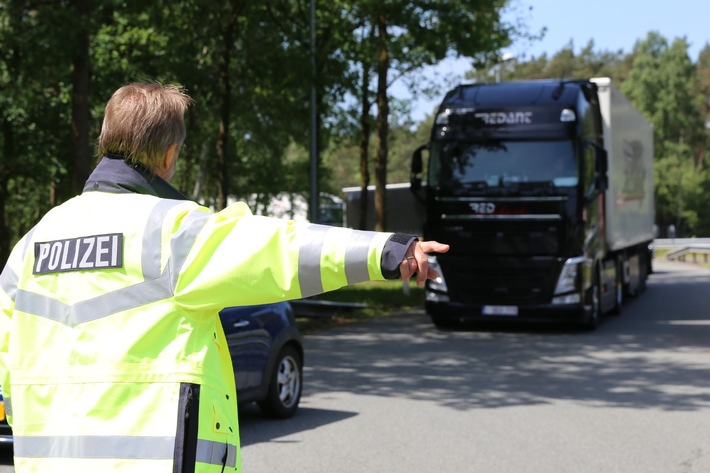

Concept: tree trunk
[[358, 60, 372, 230], [374, 13, 389, 232], [71, 0, 93, 198], [0, 119, 12, 264], [216, 17, 234, 211]]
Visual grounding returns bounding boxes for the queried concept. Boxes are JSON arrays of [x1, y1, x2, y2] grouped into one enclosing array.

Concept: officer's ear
[[157, 144, 179, 181]]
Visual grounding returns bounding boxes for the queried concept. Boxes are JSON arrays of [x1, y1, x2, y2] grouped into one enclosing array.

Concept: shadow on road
[[301, 261, 710, 413], [238, 405, 357, 447], [0, 445, 12, 466]]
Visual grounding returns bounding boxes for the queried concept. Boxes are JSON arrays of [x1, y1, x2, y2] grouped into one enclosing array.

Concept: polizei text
[[34, 233, 124, 274]]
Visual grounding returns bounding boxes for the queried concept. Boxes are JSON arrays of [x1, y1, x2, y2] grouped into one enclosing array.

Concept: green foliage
[[314, 279, 424, 308], [620, 33, 705, 235], [3, 1, 710, 264], [470, 39, 627, 83], [296, 280, 426, 333], [334, 1, 515, 229]]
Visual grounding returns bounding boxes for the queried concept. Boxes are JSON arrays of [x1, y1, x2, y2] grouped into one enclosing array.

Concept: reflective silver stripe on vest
[[13, 435, 175, 459], [196, 439, 238, 468], [298, 225, 380, 298], [344, 230, 377, 285], [297, 224, 329, 297], [141, 199, 179, 281], [21, 225, 37, 261], [3, 396, 11, 416], [13, 202, 210, 327], [15, 277, 173, 326], [0, 228, 35, 302], [13, 435, 237, 466], [0, 265, 18, 302], [168, 208, 212, 290]]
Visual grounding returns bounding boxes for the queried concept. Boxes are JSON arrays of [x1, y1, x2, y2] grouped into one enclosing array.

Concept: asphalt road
[[240, 259, 710, 473], [1, 259, 709, 472]]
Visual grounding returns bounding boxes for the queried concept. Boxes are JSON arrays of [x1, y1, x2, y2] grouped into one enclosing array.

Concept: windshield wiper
[[444, 181, 489, 196], [516, 181, 566, 196]]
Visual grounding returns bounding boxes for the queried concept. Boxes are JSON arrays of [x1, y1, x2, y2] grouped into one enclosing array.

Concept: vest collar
[[83, 156, 189, 201]]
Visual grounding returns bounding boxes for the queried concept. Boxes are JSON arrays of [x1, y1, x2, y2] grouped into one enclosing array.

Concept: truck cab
[[412, 78, 653, 329]]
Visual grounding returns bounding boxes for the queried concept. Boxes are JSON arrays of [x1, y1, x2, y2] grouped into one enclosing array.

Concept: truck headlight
[[425, 256, 449, 302], [552, 293, 581, 304], [554, 256, 587, 295]]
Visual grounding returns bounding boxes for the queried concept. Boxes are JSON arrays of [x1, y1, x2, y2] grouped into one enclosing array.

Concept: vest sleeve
[[172, 203, 394, 312], [380, 233, 418, 279]]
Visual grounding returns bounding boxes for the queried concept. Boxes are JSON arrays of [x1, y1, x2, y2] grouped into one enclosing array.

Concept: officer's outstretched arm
[[174, 203, 449, 311], [175, 205, 395, 310]]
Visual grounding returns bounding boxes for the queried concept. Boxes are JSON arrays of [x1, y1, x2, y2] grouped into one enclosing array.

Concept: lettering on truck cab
[[469, 202, 496, 214], [475, 111, 533, 125]]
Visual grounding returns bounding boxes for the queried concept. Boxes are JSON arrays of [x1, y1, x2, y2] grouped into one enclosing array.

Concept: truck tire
[[431, 315, 458, 329], [584, 268, 602, 330], [611, 258, 624, 315], [638, 251, 648, 293]]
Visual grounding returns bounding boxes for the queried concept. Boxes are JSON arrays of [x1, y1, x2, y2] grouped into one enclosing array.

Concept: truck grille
[[442, 255, 559, 305]]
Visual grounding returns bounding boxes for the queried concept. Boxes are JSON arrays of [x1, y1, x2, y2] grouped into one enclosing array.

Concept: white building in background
[[230, 192, 345, 226]]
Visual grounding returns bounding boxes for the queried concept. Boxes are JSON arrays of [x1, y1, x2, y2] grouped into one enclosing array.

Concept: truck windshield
[[430, 140, 578, 189]]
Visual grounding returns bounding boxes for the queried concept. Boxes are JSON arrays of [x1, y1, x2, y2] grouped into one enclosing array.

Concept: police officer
[[0, 82, 449, 472]]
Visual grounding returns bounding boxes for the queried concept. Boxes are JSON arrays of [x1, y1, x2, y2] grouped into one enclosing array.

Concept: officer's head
[[98, 82, 192, 181]]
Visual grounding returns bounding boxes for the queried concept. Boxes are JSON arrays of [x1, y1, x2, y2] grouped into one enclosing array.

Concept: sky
[[397, 0, 710, 121]]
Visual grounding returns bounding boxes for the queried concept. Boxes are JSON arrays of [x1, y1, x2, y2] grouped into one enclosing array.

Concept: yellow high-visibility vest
[[0, 190, 391, 472]]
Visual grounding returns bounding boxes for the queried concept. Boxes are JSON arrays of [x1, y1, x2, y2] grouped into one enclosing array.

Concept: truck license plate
[[482, 305, 518, 316]]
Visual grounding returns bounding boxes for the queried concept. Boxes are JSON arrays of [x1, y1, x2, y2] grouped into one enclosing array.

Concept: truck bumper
[[426, 300, 592, 326]]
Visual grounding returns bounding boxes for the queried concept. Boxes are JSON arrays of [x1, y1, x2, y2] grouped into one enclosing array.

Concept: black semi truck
[[410, 77, 654, 329]]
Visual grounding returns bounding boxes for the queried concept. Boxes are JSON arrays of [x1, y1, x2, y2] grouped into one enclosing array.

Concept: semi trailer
[[410, 77, 654, 329]]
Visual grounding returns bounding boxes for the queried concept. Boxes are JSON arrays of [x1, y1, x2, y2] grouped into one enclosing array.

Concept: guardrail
[[290, 299, 367, 318], [655, 238, 710, 247], [665, 243, 710, 263]]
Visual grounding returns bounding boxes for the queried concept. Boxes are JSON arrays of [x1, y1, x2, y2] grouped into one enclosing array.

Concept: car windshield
[[429, 140, 578, 189]]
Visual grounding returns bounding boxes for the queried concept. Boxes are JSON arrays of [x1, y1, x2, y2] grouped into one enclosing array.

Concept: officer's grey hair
[[98, 82, 193, 170]]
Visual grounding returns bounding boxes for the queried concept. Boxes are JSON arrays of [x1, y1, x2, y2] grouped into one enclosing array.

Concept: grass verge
[[295, 280, 425, 333]]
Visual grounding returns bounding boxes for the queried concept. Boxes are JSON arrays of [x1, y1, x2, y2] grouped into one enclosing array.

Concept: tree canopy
[[0, 2, 708, 264]]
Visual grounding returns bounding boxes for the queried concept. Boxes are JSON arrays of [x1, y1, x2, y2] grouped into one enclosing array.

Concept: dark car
[[0, 301, 304, 445], [0, 387, 10, 445], [220, 301, 304, 419]]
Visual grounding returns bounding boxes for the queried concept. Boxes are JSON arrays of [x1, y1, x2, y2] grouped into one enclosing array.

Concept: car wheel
[[258, 345, 302, 419]]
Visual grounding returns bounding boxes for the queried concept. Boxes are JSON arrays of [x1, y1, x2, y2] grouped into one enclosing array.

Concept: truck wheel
[[584, 269, 602, 330], [431, 315, 457, 329], [258, 345, 302, 419], [638, 252, 648, 293], [611, 259, 624, 315]]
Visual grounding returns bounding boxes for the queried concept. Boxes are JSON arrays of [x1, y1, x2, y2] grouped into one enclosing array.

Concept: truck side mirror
[[411, 176, 422, 192], [410, 145, 428, 192], [583, 141, 608, 203], [596, 174, 608, 193], [411, 146, 425, 174], [596, 146, 608, 175], [595, 145, 608, 192]]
